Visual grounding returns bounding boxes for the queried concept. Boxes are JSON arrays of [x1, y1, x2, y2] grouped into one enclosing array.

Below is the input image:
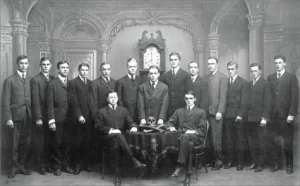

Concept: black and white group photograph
[[0, 0, 300, 185]]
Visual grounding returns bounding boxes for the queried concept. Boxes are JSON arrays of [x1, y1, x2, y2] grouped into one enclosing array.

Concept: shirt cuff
[[49, 119, 55, 125]]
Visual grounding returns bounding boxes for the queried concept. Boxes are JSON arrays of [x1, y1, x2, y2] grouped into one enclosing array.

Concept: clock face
[[143, 46, 161, 69]]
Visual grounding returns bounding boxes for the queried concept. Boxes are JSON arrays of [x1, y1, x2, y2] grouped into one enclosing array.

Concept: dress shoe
[[224, 161, 234, 169], [45, 166, 54, 173], [270, 163, 279, 172], [254, 166, 263, 172], [38, 167, 46, 175], [54, 169, 61, 176], [132, 157, 146, 169], [211, 164, 222, 170], [19, 168, 31, 175], [73, 166, 81, 175], [63, 166, 75, 174], [8, 167, 20, 178], [247, 163, 256, 170], [171, 166, 181, 177], [286, 166, 293, 174], [183, 174, 191, 186], [114, 176, 121, 186], [236, 164, 243, 171]]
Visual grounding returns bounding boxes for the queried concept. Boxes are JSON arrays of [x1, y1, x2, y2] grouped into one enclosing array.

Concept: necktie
[[187, 106, 191, 112], [151, 82, 155, 89], [22, 73, 25, 82], [112, 105, 115, 110], [64, 79, 67, 86], [130, 75, 134, 83], [105, 77, 109, 83], [253, 79, 256, 86], [230, 77, 233, 84], [277, 72, 281, 79], [84, 78, 87, 84]]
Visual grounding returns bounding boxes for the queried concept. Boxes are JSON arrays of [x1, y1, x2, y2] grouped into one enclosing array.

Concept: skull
[[147, 116, 156, 126]]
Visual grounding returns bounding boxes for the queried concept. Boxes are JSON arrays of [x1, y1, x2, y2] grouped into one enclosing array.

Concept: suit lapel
[[58, 77, 67, 89], [228, 76, 239, 94], [147, 82, 162, 102], [41, 72, 49, 83], [174, 69, 183, 80], [99, 77, 109, 89]]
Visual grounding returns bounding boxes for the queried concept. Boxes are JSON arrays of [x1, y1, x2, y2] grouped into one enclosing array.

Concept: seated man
[[165, 91, 207, 186], [94, 90, 146, 186]]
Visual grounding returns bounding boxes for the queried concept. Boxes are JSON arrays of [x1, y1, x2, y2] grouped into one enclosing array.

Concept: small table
[[127, 131, 179, 174]]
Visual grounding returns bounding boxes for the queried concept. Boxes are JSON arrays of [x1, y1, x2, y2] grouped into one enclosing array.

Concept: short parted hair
[[148, 65, 160, 72], [188, 61, 198, 68], [78, 63, 89, 71], [127, 57, 137, 64], [207, 56, 218, 63], [106, 89, 117, 98], [57, 61, 69, 69], [100, 62, 110, 70], [227, 61, 238, 68], [274, 54, 286, 62], [250, 63, 262, 70], [185, 90, 196, 98], [16, 55, 28, 64], [169, 52, 181, 60], [40, 57, 51, 64]]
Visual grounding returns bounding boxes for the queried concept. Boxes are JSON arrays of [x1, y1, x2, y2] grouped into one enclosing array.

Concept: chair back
[[203, 121, 209, 147]]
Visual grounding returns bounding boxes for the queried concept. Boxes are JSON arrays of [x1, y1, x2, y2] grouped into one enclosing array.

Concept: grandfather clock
[[138, 30, 165, 80]]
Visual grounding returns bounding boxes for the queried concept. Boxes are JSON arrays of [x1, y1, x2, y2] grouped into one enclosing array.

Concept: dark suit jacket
[[190, 76, 208, 110], [165, 107, 207, 143], [224, 76, 248, 118], [138, 81, 169, 121], [46, 77, 71, 123], [247, 77, 272, 122], [68, 76, 92, 119], [90, 77, 117, 118], [203, 71, 228, 115], [159, 68, 192, 117], [116, 75, 143, 120], [2, 72, 31, 122], [94, 105, 137, 135], [30, 72, 55, 121], [268, 71, 299, 118]]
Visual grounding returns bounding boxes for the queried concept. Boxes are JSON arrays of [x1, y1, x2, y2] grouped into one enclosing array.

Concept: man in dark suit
[[166, 91, 207, 186], [68, 63, 93, 175], [188, 61, 208, 110], [159, 52, 192, 119], [138, 65, 169, 125], [223, 61, 248, 171], [30, 57, 55, 175], [2, 55, 32, 178], [95, 90, 146, 186], [246, 63, 271, 172], [46, 61, 74, 176], [117, 58, 143, 123], [267, 55, 299, 174], [203, 56, 228, 170], [91, 62, 117, 119]]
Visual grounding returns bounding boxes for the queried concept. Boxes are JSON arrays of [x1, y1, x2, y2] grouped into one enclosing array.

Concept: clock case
[[138, 30, 166, 80]]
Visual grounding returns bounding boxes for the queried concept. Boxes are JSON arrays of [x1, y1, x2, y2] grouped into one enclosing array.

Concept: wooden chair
[[193, 121, 209, 180]]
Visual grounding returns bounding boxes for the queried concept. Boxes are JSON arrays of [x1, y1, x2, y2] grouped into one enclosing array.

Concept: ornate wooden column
[[208, 34, 219, 58], [51, 39, 63, 74], [194, 39, 206, 76], [9, 19, 29, 61], [98, 40, 110, 63]]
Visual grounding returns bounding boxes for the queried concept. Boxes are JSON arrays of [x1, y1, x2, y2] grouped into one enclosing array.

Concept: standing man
[[203, 56, 228, 170], [138, 65, 169, 125], [91, 62, 117, 119], [117, 58, 143, 123], [95, 90, 146, 186], [47, 61, 74, 176], [188, 61, 208, 110], [246, 63, 271, 172], [166, 91, 207, 186], [223, 61, 248, 171], [159, 52, 192, 119], [2, 55, 32, 178], [30, 57, 55, 175], [267, 55, 299, 174], [68, 63, 93, 175]]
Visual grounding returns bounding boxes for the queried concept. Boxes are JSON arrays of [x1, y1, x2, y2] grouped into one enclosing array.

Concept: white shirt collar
[[211, 69, 218, 75], [191, 75, 198, 82], [42, 72, 49, 78], [277, 69, 285, 76], [58, 74, 67, 82], [17, 70, 26, 78], [102, 76, 110, 82], [172, 66, 180, 75], [127, 74, 136, 79], [230, 74, 238, 83], [109, 104, 117, 110], [187, 104, 195, 110], [79, 75, 86, 82], [253, 76, 260, 82], [150, 80, 158, 88]]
